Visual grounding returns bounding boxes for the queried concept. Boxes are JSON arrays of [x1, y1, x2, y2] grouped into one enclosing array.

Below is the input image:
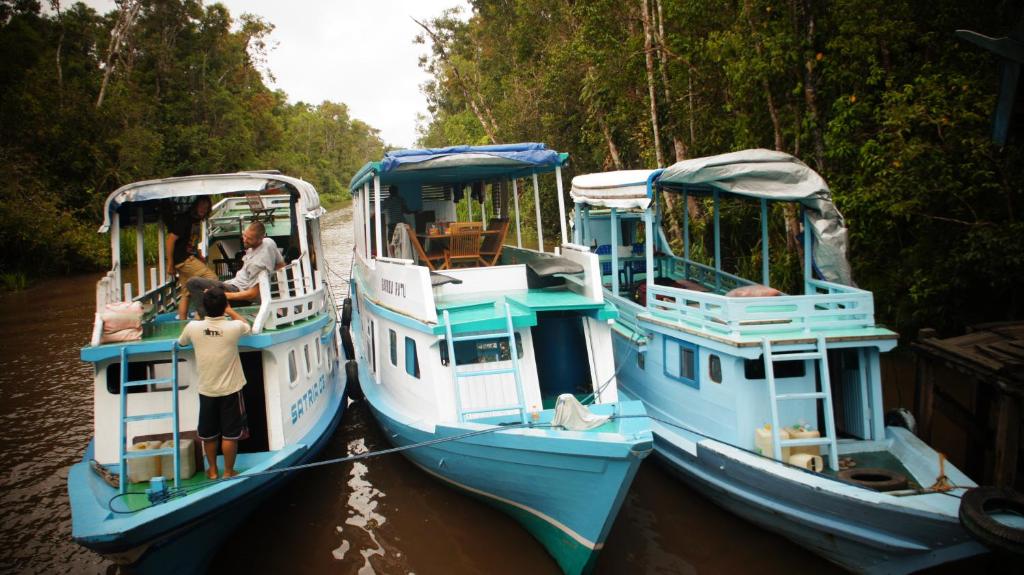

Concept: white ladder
[[762, 335, 839, 471], [443, 303, 528, 424]]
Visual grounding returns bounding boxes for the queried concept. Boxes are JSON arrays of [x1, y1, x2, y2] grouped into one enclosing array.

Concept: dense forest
[[0, 0, 1021, 337], [415, 0, 1023, 336], [0, 0, 384, 284]]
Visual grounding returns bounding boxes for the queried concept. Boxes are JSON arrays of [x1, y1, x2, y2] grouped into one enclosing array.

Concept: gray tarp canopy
[[98, 172, 323, 233], [657, 149, 852, 285]]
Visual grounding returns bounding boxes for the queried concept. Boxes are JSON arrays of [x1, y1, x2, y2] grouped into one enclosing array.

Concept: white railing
[[644, 282, 876, 337], [253, 253, 326, 333]]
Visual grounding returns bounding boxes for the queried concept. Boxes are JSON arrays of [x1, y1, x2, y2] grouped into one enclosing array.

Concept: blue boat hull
[[68, 374, 347, 573], [358, 348, 651, 575]]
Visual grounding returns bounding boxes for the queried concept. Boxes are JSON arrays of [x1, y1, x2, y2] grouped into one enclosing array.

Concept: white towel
[[551, 394, 609, 431]]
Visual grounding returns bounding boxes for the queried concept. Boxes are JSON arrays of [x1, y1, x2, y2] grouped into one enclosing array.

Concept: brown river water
[[0, 206, 997, 574]]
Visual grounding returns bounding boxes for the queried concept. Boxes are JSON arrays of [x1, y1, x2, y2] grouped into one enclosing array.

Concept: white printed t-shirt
[[177, 316, 251, 397], [225, 237, 285, 291]]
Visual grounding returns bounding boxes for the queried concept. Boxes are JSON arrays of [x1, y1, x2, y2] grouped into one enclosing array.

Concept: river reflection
[[0, 204, 997, 574]]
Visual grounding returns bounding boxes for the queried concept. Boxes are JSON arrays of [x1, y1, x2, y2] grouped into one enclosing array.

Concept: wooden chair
[[444, 229, 484, 269], [479, 218, 509, 266], [245, 193, 278, 223], [404, 225, 444, 270], [449, 221, 483, 233]]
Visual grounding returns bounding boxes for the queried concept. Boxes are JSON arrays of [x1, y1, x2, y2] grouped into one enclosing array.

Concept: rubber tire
[[341, 297, 352, 327], [959, 486, 1024, 555], [345, 360, 364, 401], [341, 327, 355, 361], [837, 467, 909, 492]]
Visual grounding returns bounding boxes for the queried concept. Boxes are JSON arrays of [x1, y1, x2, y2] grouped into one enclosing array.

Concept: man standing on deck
[[178, 287, 251, 479], [168, 196, 218, 320], [185, 220, 285, 317]]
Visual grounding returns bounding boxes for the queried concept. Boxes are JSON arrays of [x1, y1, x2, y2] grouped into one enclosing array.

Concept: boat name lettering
[[290, 374, 326, 425], [381, 278, 406, 298]]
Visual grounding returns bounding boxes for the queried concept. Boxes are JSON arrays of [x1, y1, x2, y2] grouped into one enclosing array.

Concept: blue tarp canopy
[[349, 143, 568, 191]]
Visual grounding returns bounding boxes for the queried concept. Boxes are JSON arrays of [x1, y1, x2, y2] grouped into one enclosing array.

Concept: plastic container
[[789, 453, 824, 472], [126, 440, 163, 483], [159, 439, 197, 480], [789, 425, 822, 456], [754, 425, 791, 461]]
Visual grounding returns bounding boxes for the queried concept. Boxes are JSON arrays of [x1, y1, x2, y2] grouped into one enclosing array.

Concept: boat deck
[[81, 307, 330, 362], [433, 287, 616, 335]]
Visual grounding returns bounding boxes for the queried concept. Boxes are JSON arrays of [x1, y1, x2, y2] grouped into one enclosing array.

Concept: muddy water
[[0, 205, 992, 574]]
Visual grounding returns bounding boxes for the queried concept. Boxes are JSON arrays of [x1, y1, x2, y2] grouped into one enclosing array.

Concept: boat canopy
[[349, 143, 569, 191], [657, 149, 850, 285], [98, 172, 323, 233], [569, 169, 658, 210]]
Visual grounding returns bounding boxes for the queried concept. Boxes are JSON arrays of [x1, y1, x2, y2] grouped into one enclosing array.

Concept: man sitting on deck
[[177, 287, 251, 479], [185, 220, 285, 318]]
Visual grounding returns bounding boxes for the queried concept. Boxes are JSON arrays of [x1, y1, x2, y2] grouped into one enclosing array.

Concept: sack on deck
[[101, 301, 144, 343]]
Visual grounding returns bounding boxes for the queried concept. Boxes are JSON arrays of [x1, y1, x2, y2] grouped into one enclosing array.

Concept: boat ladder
[[761, 335, 840, 471], [117, 344, 182, 494], [443, 303, 528, 424]]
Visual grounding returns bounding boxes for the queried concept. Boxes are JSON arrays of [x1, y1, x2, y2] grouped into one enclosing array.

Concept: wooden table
[[418, 230, 500, 269]]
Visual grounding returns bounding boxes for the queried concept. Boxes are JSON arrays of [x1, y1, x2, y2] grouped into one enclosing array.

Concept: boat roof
[[349, 143, 568, 191], [570, 169, 658, 210], [98, 172, 323, 233]]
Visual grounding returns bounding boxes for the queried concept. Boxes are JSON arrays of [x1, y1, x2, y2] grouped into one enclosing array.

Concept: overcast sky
[[82, 1, 469, 148]]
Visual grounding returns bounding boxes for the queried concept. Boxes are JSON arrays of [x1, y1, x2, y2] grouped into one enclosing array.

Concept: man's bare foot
[[222, 470, 238, 479], [206, 468, 219, 480]]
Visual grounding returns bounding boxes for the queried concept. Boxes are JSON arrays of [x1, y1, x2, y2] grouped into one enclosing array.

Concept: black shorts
[[198, 391, 249, 441]]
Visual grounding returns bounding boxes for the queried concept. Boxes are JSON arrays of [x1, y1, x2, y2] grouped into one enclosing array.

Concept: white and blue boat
[[570, 150, 988, 574], [343, 143, 653, 574], [68, 173, 347, 572]]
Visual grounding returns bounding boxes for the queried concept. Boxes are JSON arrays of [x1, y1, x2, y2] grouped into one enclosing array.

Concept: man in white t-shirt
[[185, 220, 285, 318], [177, 287, 252, 479]]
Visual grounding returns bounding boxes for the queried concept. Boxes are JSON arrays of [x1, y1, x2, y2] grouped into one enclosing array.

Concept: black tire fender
[[837, 467, 909, 492], [959, 486, 1024, 555], [341, 327, 355, 361], [345, 360, 364, 401], [341, 297, 352, 327]]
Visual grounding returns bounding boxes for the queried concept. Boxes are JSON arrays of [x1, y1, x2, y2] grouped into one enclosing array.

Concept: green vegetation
[[0, 0, 383, 284], [414, 0, 1023, 335]]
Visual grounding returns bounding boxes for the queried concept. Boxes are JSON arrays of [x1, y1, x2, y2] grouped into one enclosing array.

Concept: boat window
[[663, 337, 698, 389], [370, 320, 376, 373], [303, 344, 312, 374], [709, 355, 722, 383], [106, 359, 189, 394], [744, 358, 806, 380], [288, 349, 299, 384], [637, 352, 645, 370], [439, 333, 524, 366], [316, 341, 322, 366], [389, 329, 398, 366], [405, 337, 420, 378]]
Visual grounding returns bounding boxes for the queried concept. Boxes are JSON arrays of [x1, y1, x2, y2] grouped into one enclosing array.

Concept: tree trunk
[[413, 18, 499, 144], [798, 0, 825, 171], [96, 0, 141, 109], [640, 0, 663, 167], [597, 112, 623, 170]]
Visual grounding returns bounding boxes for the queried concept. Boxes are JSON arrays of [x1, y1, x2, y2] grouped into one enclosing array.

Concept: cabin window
[[370, 320, 377, 374], [106, 359, 189, 394], [288, 349, 299, 385], [663, 337, 698, 389], [744, 358, 806, 380], [405, 337, 420, 378], [439, 333, 524, 366], [709, 355, 722, 383], [637, 352, 645, 370], [389, 329, 398, 366], [316, 341, 322, 366], [303, 344, 312, 374]]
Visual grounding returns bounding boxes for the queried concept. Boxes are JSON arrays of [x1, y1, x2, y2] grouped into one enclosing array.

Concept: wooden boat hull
[[362, 359, 652, 575]]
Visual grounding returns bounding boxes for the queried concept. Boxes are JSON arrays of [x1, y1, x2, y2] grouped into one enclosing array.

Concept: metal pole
[[373, 175, 383, 260], [157, 220, 166, 285], [761, 198, 770, 286], [555, 165, 567, 247], [644, 207, 655, 306], [512, 179, 522, 248], [136, 207, 145, 294], [573, 203, 582, 245], [610, 208, 620, 294], [112, 212, 121, 298], [713, 190, 721, 292], [803, 209, 812, 294], [532, 173, 543, 252], [363, 182, 371, 259]]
